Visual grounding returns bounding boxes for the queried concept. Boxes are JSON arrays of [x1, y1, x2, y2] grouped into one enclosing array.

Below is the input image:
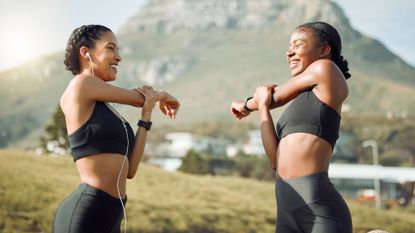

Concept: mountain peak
[[119, 0, 352, 34]]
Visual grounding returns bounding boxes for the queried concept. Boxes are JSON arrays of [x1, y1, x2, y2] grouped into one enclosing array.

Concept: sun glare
[[8, 30, 30, 52], [4, 29, 31, 64], [1, 26, 44, 70]]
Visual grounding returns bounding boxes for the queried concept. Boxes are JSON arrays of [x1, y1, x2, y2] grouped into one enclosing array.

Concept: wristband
[[137, 120, 152, 131], [243, 97, 253, 112]]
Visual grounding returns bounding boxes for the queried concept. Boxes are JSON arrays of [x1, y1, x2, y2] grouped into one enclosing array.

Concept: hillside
[[1, 150, 415, 232], [1, 0, 415, 148]]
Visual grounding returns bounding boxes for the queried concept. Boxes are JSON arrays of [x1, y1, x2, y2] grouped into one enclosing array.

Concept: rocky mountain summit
[[120, 0, 351, 34], [118, 0, 360, 86]]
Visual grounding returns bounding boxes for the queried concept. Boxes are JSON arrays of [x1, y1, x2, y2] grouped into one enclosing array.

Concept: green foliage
[[178, 150, 275, 181], [178, 150, 236, 176], [178, 150, 211, 174], [232, 152, 275, 180], [0, 112, 40, 148], [39, 105, 69, 154], [341, 116, 415, 166]]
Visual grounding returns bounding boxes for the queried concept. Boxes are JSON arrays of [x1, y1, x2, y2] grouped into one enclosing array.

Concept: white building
[[157, 132, 230, 158], [148, 132, 231, 171], [329, 163, 415, 206], [242, 130, 265, 155]]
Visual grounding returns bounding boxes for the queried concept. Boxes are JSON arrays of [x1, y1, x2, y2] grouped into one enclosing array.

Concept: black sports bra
[[68, 102, 135, 161], [276, 90, 340, 148]]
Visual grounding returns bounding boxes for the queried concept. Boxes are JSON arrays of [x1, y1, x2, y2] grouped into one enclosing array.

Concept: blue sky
[[0, 0, 414, 71]]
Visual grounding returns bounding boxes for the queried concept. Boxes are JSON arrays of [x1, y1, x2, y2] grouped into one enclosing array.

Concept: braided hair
[[297, 22, 351, 79], [64, 25, 112, 75]]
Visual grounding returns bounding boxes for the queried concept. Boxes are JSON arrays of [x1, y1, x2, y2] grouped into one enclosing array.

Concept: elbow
[[127, 173, 135, 179], [131, 89, 144, 107], [272, 94, 284, 107], [133, 102, 142, 108], [127, 169, 137, 179], [268, 157, 277, 171], [272, 88, 289, 107], [134, 98, 144, 108]]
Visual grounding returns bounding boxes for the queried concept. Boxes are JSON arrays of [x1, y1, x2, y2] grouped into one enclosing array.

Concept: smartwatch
[[137, 120, 152, 131], [243, 97, 253, 112]]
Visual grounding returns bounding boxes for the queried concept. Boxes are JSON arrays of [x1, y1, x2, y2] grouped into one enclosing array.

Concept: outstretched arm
[[245, 72, 316, 111], [241, 60, 326, 114], [127, 87, 157, 179], [74, 74, 145, 107], [75, 75, 180, 118]]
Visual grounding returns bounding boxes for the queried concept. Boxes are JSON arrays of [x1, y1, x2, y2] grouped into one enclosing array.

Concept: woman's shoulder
[[61, 74, 98, 105], [69, 74, 107, 95], [309, 59, 349, 99], [73, 74, 100, 85], [308, 59, 337, 72], [307, 59, 344, 80]]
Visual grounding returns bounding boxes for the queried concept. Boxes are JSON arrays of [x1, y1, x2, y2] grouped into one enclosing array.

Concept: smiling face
[[88, 31, 121, 81], [286, 28, 329, 77]]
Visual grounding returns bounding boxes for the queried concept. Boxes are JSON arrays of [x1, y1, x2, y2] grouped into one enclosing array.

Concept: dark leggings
[[53, 183, 127, 233], [275, 172, 352, 233]]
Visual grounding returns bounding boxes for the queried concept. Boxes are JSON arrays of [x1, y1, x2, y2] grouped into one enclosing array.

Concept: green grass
[[1, 150, 415, 233]]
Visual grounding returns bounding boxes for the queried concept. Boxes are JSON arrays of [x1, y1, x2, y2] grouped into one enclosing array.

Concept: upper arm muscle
[[77, 75, 143, 106], [274, 59, 333, 105]]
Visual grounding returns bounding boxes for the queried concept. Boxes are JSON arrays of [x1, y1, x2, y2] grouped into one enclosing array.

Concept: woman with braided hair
[[231, 22, 353, 233], [53, 25, 180, 233]]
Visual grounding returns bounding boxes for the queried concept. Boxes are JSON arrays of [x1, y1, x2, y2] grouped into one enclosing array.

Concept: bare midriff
[[75, 153, 129, 198], [276, 132, 332, 180]]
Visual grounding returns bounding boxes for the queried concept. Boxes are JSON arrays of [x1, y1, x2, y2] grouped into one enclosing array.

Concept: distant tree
[[381, 148, 414, 167], [178, 150, 209, 174], [208, 158, 235, 176], [232, 152, 258, 178], [178, 149, 275, 180], [228, 152, 275, 180], [250, 156, 275, 181], [39, 105, 69, 155]]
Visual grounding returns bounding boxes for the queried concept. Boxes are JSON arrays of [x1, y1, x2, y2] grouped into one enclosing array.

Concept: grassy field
[[1, 150, 415, 233]]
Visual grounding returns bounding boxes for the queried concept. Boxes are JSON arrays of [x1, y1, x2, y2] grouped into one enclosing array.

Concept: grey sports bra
[[276, 90, 340, 148]]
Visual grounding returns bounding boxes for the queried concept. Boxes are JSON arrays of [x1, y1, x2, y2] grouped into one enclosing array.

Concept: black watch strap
[[243, 97, 253, 112], [137, 120, 152, 131]]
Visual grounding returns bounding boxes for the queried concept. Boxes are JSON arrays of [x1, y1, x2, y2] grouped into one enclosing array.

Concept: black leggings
[[53, 183, 127, 233], [275, 172, 352, 233]]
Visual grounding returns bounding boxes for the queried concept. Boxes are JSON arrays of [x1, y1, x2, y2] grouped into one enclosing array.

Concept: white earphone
[[85, 51, 127, 233], [86, 52, 92, 61], [86, 52, 94, 76], [106, 103, 129, 233]]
